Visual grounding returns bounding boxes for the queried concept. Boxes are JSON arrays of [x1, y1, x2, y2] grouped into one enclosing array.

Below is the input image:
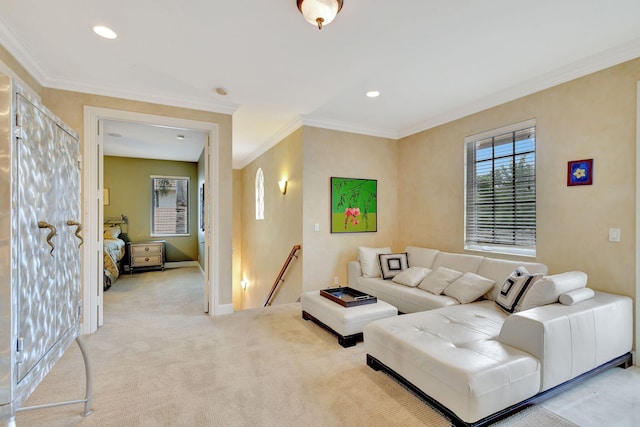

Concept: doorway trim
[[635, 80, 640, 365], [82, 106, 230, 334]]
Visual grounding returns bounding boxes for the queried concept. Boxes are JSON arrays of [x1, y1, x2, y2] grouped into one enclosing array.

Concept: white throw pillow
[[495, 267, 543, 313], [392, 267, 432, 287], [444, 272, 495, 304], [518, 271, 588, 311], [418, 267, 463, 295], [358, 246, 391, 278], [379, 252, 409, 280], [559, 287, 595, 305]]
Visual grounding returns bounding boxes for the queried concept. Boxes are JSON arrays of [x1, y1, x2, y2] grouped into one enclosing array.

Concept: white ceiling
[[102, 120, 206, 162], [2, 1, 640, 168]]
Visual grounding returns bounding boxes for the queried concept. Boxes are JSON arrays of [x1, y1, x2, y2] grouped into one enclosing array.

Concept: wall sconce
[[278, 179, 288, 195], [240, 280, 248, 290]]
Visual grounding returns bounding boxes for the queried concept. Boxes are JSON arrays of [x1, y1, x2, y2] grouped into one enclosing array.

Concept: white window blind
[[151, 176, 189, 236], [465, 121, 536, 256]]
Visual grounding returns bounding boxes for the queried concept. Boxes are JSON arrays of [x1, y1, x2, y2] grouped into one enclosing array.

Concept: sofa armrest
[[348, 260, 362, 289], [498, 291, 632, 391]]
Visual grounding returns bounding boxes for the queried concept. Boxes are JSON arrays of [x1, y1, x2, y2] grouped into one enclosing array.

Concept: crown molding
[[0, 16, 49, 85], [234, 117, 303, 169], [399, 37, 640, 139], [45, 76, 239, 115], [299, 116, 399, 140]]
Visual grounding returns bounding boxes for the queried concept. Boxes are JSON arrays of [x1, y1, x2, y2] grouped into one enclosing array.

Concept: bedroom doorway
[[83, 107, 220, 334]]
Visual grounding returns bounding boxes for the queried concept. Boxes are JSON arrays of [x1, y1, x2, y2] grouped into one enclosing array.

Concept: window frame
[[150, 175, 191, 237], [464, 119, 537, 257], [255, 168, 264, 220]]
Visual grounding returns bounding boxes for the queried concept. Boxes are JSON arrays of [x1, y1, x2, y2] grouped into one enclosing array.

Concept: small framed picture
[[567, 159, 593, 186]]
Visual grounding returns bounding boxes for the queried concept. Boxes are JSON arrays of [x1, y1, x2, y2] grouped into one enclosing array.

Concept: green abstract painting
[[331, 177, 377, 233]]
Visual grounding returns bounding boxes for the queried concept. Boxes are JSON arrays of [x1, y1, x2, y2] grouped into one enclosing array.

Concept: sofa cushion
[[495, 267, 543, 313], [392, 266, 431, 287], [519, 271, 588, 311], [364, 301, 541, 423], [405, 246, 440, 269], [358, 246, 391, 278], [357, 277, 460, 313], [418, 267, 463, 295], [379, 252, 409, 279], [432, 252, 484, 274], [559, 287, 595, 305], [478, 258, 548, 301], [444, 272, 495, 304]]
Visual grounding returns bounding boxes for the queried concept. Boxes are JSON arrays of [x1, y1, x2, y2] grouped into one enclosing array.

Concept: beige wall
[[104, 156, 199, 262], [240, 129, 304, 309], [302, 127, 399, 290], [398, 57, 640, 300], [232, 169, 243, 310]]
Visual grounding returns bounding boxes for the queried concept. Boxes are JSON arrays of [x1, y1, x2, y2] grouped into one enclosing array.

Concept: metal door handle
[[66, 220, 84, 247], [38, 221, 57, 255]]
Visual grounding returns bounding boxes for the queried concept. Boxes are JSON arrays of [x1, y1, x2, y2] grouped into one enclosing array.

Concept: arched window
[[255, 168, 264, 220]]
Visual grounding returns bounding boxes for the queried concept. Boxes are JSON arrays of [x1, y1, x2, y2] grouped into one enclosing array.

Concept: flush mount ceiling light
[[297, 0, 343, 30], [92, 25, 117, 39], [366, 91, 380, 98]]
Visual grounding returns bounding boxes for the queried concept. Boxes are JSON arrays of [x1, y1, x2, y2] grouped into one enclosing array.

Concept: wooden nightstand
[[128, 240, 165, 273]]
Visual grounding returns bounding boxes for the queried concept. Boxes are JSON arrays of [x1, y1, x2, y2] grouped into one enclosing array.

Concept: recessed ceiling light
[[106, 132, 122, 138], [366, 91, 380, 98], [176, 135, 185, 140], [215, 87, 228, 96], [93, 26, 117, 39]]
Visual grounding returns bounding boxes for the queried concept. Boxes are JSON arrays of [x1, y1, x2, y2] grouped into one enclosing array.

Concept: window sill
[[464, 244, 536, 258]]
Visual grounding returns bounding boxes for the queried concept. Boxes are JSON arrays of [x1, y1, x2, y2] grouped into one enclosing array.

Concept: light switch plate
[[609, 228, 621, 242]]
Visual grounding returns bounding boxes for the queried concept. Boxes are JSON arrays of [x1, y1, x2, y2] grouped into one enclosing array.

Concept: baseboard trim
[[211, 303, 234, 316], [165, 261, 200, 269]]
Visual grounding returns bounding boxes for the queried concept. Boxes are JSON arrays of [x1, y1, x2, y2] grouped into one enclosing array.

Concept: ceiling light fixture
[[176, 135, 185, 140], [93, 26, 117, 39], [297, 0, 343, 30], [366, 91, 380, 98], [215, 87, 228, 96]]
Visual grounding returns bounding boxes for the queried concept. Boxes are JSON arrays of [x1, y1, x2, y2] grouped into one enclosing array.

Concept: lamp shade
[[297, 0, 343, 30]]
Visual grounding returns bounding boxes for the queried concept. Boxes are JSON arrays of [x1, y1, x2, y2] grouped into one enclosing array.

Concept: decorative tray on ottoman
[[320, 287, 377, 307]]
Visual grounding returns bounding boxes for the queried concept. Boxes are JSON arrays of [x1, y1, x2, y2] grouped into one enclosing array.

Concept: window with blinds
[[151, 176, 190, 236], [464, 120, 536, 256]]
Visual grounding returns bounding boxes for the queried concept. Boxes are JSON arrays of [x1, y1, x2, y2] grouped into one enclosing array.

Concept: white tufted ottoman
[[301, 290, 397, 347]]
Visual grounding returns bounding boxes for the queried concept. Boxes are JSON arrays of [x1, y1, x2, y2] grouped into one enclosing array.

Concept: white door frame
[[635, 81, 640, 365], [82, 106, 219, 334]]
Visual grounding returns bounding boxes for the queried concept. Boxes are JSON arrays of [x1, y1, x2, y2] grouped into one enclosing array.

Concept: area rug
[[16, 268, 576, 426]]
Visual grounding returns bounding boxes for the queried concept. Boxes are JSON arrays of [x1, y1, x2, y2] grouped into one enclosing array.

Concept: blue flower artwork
[[567, 159, 593, 186]]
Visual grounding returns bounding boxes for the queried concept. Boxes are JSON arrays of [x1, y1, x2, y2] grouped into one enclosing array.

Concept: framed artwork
[[200, 183, 205, 231], [331, 177, 377, 233], [567, 159, 593, 186]]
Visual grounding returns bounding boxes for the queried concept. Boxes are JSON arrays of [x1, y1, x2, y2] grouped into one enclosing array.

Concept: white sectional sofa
[[347, 246, 633, 426], [348, 246, 548, 313]]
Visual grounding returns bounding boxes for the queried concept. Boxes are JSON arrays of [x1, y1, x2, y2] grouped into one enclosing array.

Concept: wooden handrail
[[264, 245, 301, 307]]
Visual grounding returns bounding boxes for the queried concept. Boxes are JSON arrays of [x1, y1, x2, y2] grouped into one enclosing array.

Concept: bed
[[103, 215, 128, 290]]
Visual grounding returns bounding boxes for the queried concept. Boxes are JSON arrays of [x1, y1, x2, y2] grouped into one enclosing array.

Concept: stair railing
[[263, 244, 301, 307]]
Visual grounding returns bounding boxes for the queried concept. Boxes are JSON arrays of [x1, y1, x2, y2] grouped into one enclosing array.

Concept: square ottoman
[[301, 290, 397, 347]]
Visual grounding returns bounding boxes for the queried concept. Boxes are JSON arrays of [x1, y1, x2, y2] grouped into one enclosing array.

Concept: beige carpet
[[16, 267, 576, 426]]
